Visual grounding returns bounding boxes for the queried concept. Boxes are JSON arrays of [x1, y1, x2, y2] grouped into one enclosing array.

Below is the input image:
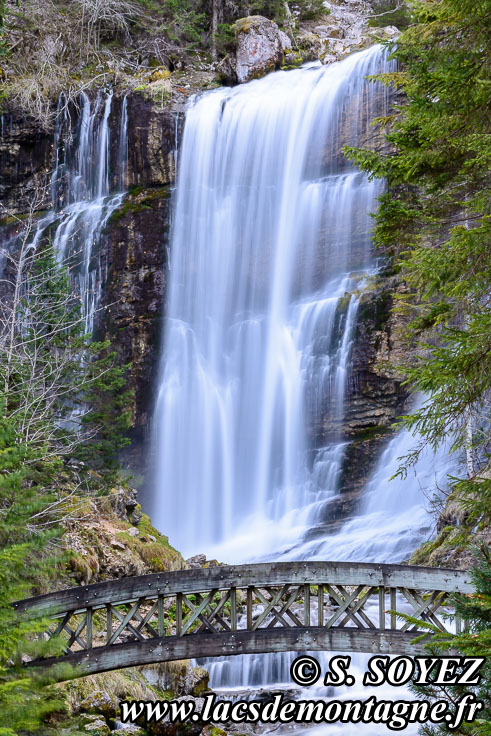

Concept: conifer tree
[[407, 548, 491, 735], [0, 397, 65, 735], [0, 226, 132, 731], [346, 0, 491, 521]]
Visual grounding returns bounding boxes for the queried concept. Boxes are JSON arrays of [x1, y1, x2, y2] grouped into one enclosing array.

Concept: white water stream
[[150, 45, 392, 555], [149, 46, 458, 732], [25, 90, 128, 332]]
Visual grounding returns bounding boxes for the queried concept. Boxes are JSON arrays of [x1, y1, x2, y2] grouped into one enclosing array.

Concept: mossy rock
[[336, 292, 351, 314], [116, 513, 185, 572], [79, 690, 116, 719], [201, 726, 227, 736], [151, 68, 171, 82], [191, 666, 209, 696], [232, 15, 265, 35], [82, 718, 110, 736], [409, 526, 470, 566]]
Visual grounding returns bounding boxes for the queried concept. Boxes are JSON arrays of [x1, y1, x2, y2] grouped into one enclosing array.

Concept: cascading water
[[150, 44, 457, 724], [28, 90, 128, 332], [151, 45, 392, 560]]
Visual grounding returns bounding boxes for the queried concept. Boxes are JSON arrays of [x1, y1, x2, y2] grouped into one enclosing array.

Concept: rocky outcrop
[[99, 96, 182, 470], [305, 274, 412, 534], [61, 484, 186, 585], [233, 16, 289, 83], [298, 0, 399, 64], [0, 113, 53, 214]]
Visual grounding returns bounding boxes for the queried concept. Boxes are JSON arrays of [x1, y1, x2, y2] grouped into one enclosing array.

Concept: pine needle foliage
[[345, 0, 491, 523], [405, 547, 491, 735], [0, 238, 133, 731], [0, 399, 66, 734]]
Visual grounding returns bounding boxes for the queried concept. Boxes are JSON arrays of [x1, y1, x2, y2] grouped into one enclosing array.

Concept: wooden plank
[[252, 586, 289, 630], [304, 584, 310, 627], [158, 596, 164, 638], [176, 594, 182, 637], [14, 561, 473, 616], [391, 588, 397, 630], [337, 587, 376, 630], [86, 609, 92, 649], [379, 587, 385, 631], [108, 600, 142, 646], [318, 585, 324, 627], [400, 589, 448, 633], [230, 588, 236, 632], [65, 615, 87, 651], [181, 590, 218, 635], [197, 591, 231, 633], [266, 586, 302, 629], [325, 585, 365, 629], [107, 605, 112, 645], [34, 627, 435, 680]]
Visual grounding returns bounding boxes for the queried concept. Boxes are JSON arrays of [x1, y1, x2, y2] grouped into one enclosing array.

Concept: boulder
[[201, 727, 227, 736], [186, 553, 206, 568], [78, 690, 116, 719], [216, 54, 238, 85], [278, 29, 302, 67], [233, 16, 288, 83], [143, 660, 209, 697], [116, 725, 146, 735], [83, 718, 111, 736]]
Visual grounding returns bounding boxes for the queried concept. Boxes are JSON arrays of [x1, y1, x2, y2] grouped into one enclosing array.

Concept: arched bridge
[[15, 561, 472, 679]]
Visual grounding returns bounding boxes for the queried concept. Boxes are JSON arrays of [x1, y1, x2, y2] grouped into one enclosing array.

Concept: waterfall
[[149, 44, 460, 712], [29, 90, 128, 333], [151, 45, 393, 560]]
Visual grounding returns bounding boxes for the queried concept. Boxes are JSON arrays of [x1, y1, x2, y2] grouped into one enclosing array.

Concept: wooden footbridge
[[15, 561, 472, 679]]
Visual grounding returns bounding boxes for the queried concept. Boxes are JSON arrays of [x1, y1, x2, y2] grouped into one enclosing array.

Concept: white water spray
[[29, 90, 128, 332], [151, 46, 392, 558], [150, 46, 458, 720]]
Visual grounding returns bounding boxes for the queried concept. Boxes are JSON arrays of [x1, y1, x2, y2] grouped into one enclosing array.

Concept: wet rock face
[[99, 97, 182, 466], [123, 95, 180, 190], [234, 16, 287, 83], [0, 113, 53, 213], [306, 276, 411, 530], [101, 186, 171, 450]]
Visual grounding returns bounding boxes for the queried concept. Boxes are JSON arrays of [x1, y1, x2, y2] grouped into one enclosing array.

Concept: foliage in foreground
[[407, 548, 491, 735], [0, 231, 132, 732], [346, 0, 491, 528]]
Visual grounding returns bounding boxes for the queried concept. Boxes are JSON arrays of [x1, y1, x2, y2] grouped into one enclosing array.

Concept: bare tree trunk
[[2, 203, 37, 396], [211, 0, 218, 62], [465, 410, 475, 478]]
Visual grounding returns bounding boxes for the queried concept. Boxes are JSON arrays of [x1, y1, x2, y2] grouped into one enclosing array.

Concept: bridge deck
[[14, 561, 472, 679]]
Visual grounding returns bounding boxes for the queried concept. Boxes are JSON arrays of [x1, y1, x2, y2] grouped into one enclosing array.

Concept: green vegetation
[[0, 234, 133, 732], [346, 0, 491, 538], [368, 0, 412, 29], [1, 0, 327, 124], [406, 547, 491, 734]]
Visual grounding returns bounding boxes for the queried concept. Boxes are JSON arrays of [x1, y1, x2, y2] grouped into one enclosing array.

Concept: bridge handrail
[[14, 561, 473, 618]]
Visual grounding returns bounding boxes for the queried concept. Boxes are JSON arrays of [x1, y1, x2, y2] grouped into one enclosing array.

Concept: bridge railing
[[14, 561, 473, 677]]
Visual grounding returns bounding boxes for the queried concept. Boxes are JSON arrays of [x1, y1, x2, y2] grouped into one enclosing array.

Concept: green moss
[[351, 424, 392, 442], [107, 187, 171, 226], [409, 526, 471, 566], [336, 293, 351, 314], [232, 16, 259, 34], [357, 290, 393, 334], [115, 513, 184, 572]]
